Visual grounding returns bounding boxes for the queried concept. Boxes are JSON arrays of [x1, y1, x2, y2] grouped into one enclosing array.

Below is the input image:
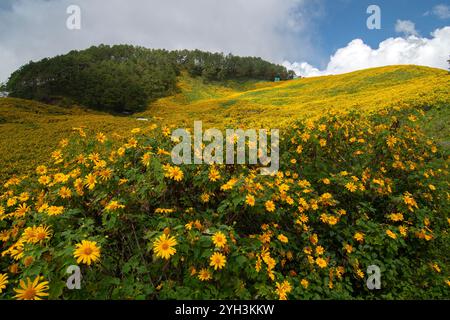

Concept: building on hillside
[[274, 76, 281, 82], [0, 91, 9, 98]]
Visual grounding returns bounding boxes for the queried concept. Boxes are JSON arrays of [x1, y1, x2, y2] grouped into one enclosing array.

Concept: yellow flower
[[200, 193, 210, 203], [403, 192, 418, 212], [275, 280, 292, 300], [356, 269, 365, 279], [105, 200, 125, 212], [300, 278, 309, 288], [399, 225, 408, 237], [209, 252, 226, 270], [22, 225, 52, 244], [14, 203, 30, 217], [84, 173, 97, 190], [245, 194, 255, 206], [141, 153, 152, 167], [343, 244, 353, 254], [386, 135, 397, 148], [153, 234, 177, 260], [73, 240, 101, 265], [58, 187, 72, 199], [36, 165, 47, 175], [96, 132, 107, 143], [198, 268, 212, 281], [316, 257, 328, 268], [386, 229, 397, 239], [53, 173, 69, 183], [315, 246, 324, 255], [14, 276, 49, 300], [319, 139, 327, 147], [354, 232, 365, 243], [0, 273, 8, 293], [432, 263, 441, 273], [322, 178, 330, 185], [277, 234, 288, 243], [265, 200, 275, 212], [7, 197, 17, 207], [345, 182, 358, 192], [212, 232, 227, 249], [208, 167, 221, 182], [47, 205, 64, 216], [388, 213, 404, 222], [38, 175, 51, 185], [164, 165, 184, 181]]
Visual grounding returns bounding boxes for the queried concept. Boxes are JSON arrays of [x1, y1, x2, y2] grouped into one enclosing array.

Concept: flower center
[[23, 288, 36, 300]]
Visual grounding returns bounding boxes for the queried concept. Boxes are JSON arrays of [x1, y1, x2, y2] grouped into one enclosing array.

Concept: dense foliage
[[0, 106, 448, 300], [5, 45, 293, 113]]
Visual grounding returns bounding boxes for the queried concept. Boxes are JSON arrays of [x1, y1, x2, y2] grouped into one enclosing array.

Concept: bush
[[0, 106, 448, 299]]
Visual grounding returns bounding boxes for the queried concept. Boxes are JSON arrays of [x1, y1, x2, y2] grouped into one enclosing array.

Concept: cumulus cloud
[[425, 4, 450, 19], [284, 26, 450, 77], [0, 0, 324, 82], [395, 20, 419, 37]]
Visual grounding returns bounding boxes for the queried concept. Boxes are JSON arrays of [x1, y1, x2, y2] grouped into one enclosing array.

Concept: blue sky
[[0, 0, 449, 81], [305, 0, 450, 67]]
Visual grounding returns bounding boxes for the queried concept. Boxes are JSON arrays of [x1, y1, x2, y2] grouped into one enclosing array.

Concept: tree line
[[6, 45, 295, 113]]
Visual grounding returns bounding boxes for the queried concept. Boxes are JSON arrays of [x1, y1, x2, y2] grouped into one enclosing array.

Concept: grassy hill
[[140, 65, 449, 128], [0, 65, 449, 180]]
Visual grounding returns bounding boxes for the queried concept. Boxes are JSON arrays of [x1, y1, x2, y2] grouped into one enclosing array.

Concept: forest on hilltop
[[5, 45, 294, 113]]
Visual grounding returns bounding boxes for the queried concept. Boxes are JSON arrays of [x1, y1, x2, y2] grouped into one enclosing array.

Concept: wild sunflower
[[14, 276, 49, 300], [58, 187, 72, 199], [277, 234, 288, 243], [35, 165, 47, 175], [197, 268, 212, 281], [170, 166, 184, 181], [354, 232, 365, 243], [265, 200, 275, 212], [105, 200, 125, 212], [211, 232, 227, 248], [153, 234, 177, 260], [316, 257, 328, 268], [345, 182, 357, 192], [47, 205, 64, 216], [141, 153, 152, 167], [84, 173, 97, 190], [0, 273, 8, 293], [209, 252, 226, 270], [245, 194, 255, 206], [73, 240, 101, 265], [23, 225, 52, 244]]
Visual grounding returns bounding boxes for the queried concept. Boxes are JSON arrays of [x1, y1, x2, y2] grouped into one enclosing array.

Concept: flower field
[[0, 101, 449, 299]]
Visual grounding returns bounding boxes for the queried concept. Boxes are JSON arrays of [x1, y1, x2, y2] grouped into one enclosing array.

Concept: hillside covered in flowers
[[0, 100, 448, 299]]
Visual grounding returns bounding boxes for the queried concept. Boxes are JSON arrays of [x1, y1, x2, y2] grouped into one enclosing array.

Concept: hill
[[140, 65, 450, 128], [0, 65, 449, 180]]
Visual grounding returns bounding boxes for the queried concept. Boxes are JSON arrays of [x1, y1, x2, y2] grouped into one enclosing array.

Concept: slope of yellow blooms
[[0, 103, 448, 299], [141, 65, 450, 128]]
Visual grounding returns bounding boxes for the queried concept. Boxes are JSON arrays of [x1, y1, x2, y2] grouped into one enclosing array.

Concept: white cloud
[[425, 4, 450, 19], [395, 20, 419, 37], [0, 0, 324, 82], [284, 26, 450, 78]]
